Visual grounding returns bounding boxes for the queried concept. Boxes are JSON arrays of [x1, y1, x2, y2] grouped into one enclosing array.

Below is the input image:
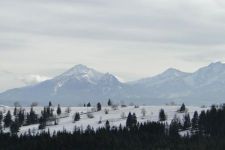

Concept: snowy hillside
[[0, 105, 208, 135], [1, 62, 225, 106]]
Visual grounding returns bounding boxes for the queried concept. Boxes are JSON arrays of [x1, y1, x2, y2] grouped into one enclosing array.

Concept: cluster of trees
[[1, 104, 225, 149], [126, 112, 137, 128], [1, 107, 39, 135]]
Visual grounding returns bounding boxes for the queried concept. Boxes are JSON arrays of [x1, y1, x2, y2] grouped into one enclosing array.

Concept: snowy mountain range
[[0, 62, 225, 106]]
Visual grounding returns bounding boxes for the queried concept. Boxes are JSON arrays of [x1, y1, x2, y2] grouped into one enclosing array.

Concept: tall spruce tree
[[105, 120, 110, 130], [159, 109, 167, 121], [13, 107, 17, 116], [87, 102, 91, 107], [97, 102, 102, 111], [169, 115, 181, 137], [49, 101, 52, 107], [18, 109, 25, 126], [74, 112, 80, 122], [0, 111, 3, 132], [126, 112, 137, 128], [191, 111, 199, 130], [108, 99, 112, 106], [183, 113, 191, 130], [4, 110, 12, 128], [27, 107, 38, 125], [180, 103, 186, 112], [57, 104, 61, 116], [10, 117, 20, 135]]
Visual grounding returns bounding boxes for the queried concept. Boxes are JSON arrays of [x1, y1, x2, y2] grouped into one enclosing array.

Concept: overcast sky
[[1, 0, 225, 92]]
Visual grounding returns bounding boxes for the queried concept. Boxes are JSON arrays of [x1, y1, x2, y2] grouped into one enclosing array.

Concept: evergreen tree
[[169, 115, 181, 137], [126, 112, 132, 128], [126, 112, 137, 128], [87, 102, 91, 107], [183, 113, 191, 130], [47, 106, 51, 117], [49, 101, 52, 107], [198, 110, 206, 134], [97, 102, 101, 111], [105, 120, 110, 130], [159, 109, 167, 121], [26, 107, 38, 125], [4, 110, 12, 128], [18, 109, 25, 126], [191, 111, 199, 130], [13, 107, 17, 116], [74, 112, 80, 122], [0, 111, 3, 132], [132, 113, 137, 126], [108, 99, 112, 106], [179, 103, 186, 112], [57, 104, 61, 116], [10, 117, 20, 135], [0, 111, 3, 123], [39, 116, 46, 130]]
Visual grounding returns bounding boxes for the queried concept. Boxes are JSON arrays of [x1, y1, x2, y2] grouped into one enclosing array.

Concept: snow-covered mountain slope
[[129, 62, 225, 105], [0, 105, 208, 135], [0, 65, 124, 106], [1, 62, 225, 106]]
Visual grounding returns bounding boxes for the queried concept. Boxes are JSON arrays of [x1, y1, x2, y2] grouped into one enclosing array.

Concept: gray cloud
[[20, 75, 51, 85], [1, 0, 225, 91]]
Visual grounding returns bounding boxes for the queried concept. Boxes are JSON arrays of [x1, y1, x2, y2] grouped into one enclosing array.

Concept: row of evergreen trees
[[0, 104, 225, 149]]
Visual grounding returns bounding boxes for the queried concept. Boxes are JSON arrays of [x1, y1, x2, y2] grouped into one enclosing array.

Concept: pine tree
[[18, 109, 25, 126], [74, 112, 80, 122], [0, 111, 3, 132], [49, 101, 52, 107], [4, 110, 12, 128], [191, 111, 199, 130], [126, 112, 137, 128], [105, 120, 110, 130], [198, 110, 206, 134], [39, 116, 46, 130], [169, 115, 181, 137], [180, 103, 186, 112], [132, 113, 137, 126], [183, 113, 191, 130], [57, 104, 61, 116], [13, 107, 17, 116], [108, 99, 112, 106], [0, 111, 3, 123], [87, 102, 91, 107], [27, 107, 38, 125], [10, 117, 20, 135], [47, 106, 51, 117], [159, 109, 167, 121], [126, 112, 132, 128], [97, 102, 101, 111]]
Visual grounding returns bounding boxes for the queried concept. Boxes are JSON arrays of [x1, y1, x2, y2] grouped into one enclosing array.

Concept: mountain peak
[[55, 64, 104, 83], [60, 64, 96, 76], [161, 68, 187, 77], [208, 61, 224, 68], [69, 64, 90, 72], [196, 61, 225, 74]]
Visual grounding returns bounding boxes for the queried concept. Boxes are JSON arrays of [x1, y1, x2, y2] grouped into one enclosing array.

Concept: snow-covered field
[[0, 105, 208, 135]]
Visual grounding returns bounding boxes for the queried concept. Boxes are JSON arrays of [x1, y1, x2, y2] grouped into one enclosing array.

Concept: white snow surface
[[0, 105, 208, 135]]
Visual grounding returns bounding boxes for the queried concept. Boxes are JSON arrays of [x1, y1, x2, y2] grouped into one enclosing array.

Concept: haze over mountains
[[0, 62, 225, 106]]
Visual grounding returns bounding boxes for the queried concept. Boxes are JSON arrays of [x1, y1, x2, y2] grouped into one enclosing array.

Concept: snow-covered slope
[[129, 62, 225, 105], [0, 65, 124, 106], [0, 105, 208, 135], [1, 62, 225, 106]]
